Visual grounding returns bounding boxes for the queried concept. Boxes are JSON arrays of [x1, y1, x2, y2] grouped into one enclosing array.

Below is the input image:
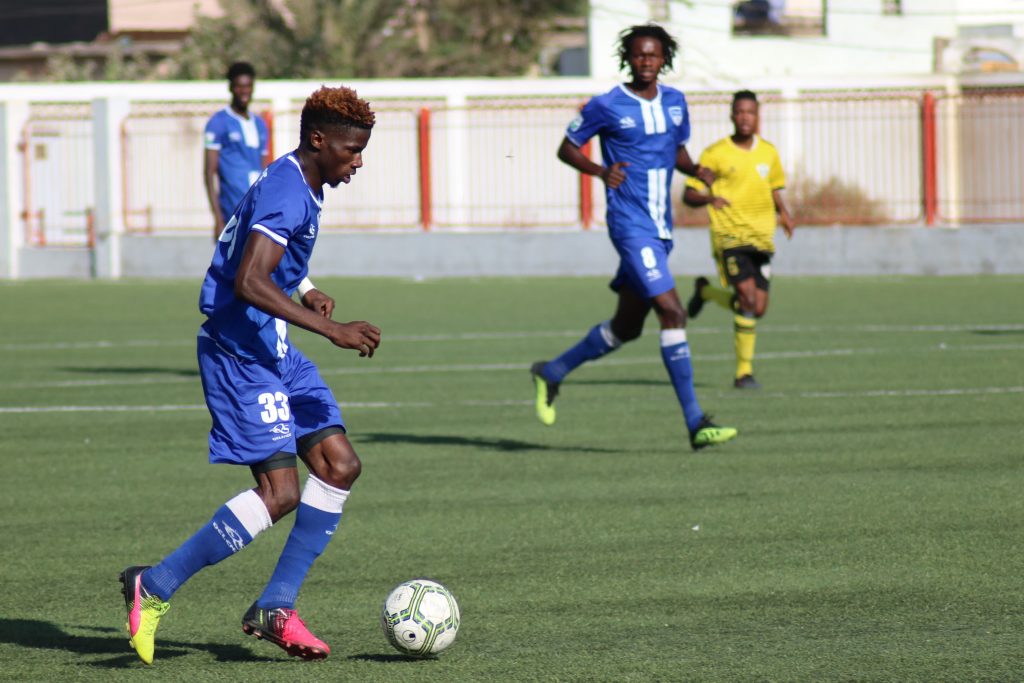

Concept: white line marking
[[4, 342, 1024, 390], [3, 323, 1023, 352], [1, 387, 1020, 414]]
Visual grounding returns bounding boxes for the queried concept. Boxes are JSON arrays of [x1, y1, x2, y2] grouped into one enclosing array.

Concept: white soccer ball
[[381, 578, 460, 656]]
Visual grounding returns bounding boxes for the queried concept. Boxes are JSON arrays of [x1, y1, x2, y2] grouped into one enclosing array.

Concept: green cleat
[[530, 361, 559, 426], [119, 565, 170, 665], [689, 415, 738, 451]]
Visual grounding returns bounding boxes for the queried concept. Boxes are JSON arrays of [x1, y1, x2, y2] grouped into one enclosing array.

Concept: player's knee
[[321, 450, 361, 489], [658, 307, 687, 329], [611, 320, 642, 343], [261, 485, 300, 521]]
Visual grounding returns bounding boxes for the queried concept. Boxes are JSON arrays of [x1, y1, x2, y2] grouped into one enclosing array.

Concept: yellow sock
[[734, 314, 756, 378], [703, 284, 735, 311]]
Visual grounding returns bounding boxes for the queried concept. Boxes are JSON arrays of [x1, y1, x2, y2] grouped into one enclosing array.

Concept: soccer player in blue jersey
[[120, 86, 380, 664], [531, 24, 738, 451], [204, 62, 270, 241]]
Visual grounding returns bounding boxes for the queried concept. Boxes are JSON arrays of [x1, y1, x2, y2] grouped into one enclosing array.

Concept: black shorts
[[717, 247, 772, 291]]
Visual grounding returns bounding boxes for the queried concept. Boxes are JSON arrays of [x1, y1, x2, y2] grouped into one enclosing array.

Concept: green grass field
[[1, 275, 1022, 682]]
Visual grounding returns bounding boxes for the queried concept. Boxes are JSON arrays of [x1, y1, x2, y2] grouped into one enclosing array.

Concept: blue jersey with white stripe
[[204, 107, 269, 220], [566, 84, 691, 241], [199, 153, 322, 365]]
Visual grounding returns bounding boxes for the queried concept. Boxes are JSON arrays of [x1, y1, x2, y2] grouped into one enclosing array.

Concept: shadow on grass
[[971, 329, 1024, 336], [0, 618, 262, 667], [61, 366, 199, 377], [349, 652, 434, 663], [572, 378, 711, 389], [354, 432, 616, 454]]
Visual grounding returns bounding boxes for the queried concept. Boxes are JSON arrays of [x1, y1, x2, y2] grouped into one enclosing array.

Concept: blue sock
[[659, 329, 704, 433], [258, 476, 349, 610], [543, 321, 622, 383], [142, 489, 271, 600]]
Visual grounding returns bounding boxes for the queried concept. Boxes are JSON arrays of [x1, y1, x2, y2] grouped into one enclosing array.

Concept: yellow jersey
[[686, 135, 786, 253]]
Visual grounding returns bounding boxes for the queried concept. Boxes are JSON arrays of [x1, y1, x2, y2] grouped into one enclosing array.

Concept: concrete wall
[[20, 224, 1010, 281]]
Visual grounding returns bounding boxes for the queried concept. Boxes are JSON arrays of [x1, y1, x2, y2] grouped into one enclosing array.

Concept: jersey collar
[[286, 153, 324, 208], [617, 83, 663, 105], [223, 105, 254, 122]]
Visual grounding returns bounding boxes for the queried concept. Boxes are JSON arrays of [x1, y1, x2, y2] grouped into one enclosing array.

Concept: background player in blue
[[204, 61, 270, 241], [120, 86, 380, 664], [531, 24, 738, 451]]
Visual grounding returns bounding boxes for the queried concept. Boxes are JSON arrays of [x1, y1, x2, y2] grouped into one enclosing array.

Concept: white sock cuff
[[599, 320, 623, 349], [302, 475, 350, 514], [225, 489, 273, 538], [660, 329, 688, 347]]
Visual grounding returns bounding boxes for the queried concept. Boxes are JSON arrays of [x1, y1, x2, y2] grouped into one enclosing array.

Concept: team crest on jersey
[[569, 114, 584, 132], [668, 106, 683, 125], [757, 163, 770, 178], [619, 116, 637, 129]]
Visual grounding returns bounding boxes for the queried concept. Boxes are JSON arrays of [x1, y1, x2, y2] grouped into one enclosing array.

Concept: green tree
[[170, 0, 585, 80]]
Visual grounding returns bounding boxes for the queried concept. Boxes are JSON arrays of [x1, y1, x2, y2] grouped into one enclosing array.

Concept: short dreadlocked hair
[[299, 86, 375, 141], [617, 24, 678, 73]]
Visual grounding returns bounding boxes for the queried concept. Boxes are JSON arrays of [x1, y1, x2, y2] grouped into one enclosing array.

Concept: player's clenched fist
[[329, 321, 381, 357]]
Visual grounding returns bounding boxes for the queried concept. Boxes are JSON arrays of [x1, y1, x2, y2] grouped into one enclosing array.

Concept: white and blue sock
[[257, 475, 349, 610], [659, 329, 705, 433], [543, 321, 622, 383], [142, 489, 271, 600]]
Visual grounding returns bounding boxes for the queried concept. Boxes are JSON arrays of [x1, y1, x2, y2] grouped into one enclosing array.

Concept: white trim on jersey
[[252, 223, 288, 246], [224, 106, 261, 149], [286, 154, 324, 208], [647, 168, 670, 239], [617, 84, 666, 135]]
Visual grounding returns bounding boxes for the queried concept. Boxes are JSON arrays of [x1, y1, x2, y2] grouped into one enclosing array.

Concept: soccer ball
[[381, 578, 460, 656]]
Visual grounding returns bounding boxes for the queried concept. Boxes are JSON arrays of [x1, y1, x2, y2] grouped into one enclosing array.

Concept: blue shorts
[[198, 334, 345, 466], [608, 237, 676, 299]]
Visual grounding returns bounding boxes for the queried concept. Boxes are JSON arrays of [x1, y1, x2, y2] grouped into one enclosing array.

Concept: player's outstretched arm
[[773, 189, 796, 238], [683, 186, 730, 210], [676, 145, 714, 186], [204, 148, 224, 240], [235, 234, 381, 357]]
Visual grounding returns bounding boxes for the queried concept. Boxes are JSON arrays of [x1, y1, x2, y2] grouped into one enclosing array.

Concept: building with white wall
[[588, 0, 1024, 87]]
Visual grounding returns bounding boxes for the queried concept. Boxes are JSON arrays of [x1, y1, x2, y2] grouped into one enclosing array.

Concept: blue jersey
[[204, 107, 269, 220], [566, 84, 691, 241], [199, 153, 323, 365]]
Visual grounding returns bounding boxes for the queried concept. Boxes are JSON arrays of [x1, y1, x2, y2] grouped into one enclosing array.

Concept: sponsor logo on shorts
[[646, 268, 663, 282], [270, 423, 291, 441]]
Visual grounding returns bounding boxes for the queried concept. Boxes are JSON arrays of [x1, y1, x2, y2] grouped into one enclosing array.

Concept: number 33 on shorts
[[258, 391, 291, 423]]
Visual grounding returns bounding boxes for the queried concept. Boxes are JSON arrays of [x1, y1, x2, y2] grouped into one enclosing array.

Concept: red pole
[[86, 207, 96, 249], [260, 110, 274, 161], [418, 107, 432, 231], [579, 140, 593, 229], [921, 92, 938, 226]]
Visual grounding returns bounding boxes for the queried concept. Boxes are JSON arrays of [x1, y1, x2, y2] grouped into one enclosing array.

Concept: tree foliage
[[170, 0, 585, 80]]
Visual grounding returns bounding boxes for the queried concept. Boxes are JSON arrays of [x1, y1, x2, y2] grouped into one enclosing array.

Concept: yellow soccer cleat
[[119, 565, 170, 665], [530, 361, 559, 426], [689, 416, 738, 451]]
